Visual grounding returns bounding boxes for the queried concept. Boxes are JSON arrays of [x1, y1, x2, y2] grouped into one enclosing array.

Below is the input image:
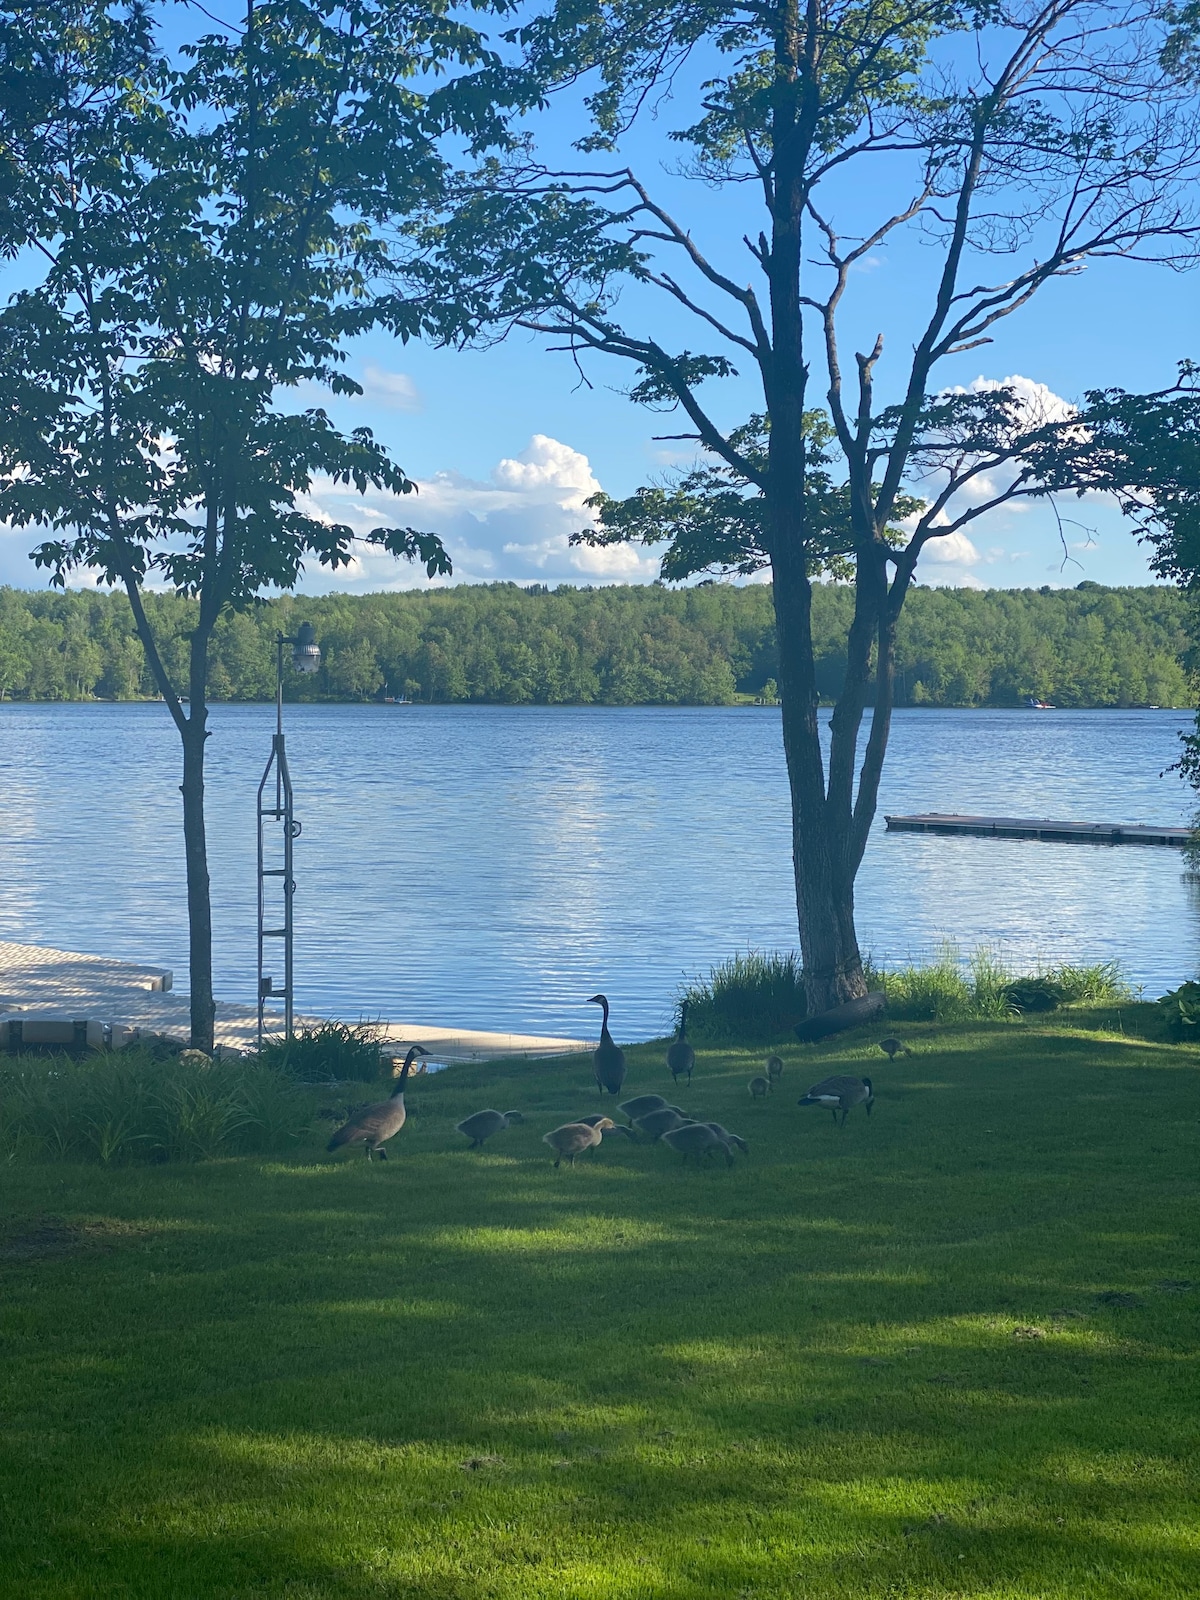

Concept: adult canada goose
[[662, 1121, 733, 1166], [799, 1074, 874, 1126], [618, 1093, 670, 1127], [667, 1003, 695, 1086], [705, 1121, 749, 1156], [635, 1106, 688, 1142], [766, 1054, 784, 1085], [543, 1118, 615, 1168], [878, 1037, 909, 1060], [749, 1075, 771, 1099], [587, 994, 627, 1095], [455, 1109, 524, 1149], [327, 1046, 428, 1159]]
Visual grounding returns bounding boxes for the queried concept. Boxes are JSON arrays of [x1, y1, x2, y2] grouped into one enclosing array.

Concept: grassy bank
[[1, 1005, 1197, 1598]]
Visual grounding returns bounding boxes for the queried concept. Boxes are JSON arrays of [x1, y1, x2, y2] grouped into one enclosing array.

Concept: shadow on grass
[[0, 1015, 1197, 1597]]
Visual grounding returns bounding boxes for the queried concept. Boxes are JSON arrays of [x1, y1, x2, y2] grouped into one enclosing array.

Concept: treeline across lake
[[0, 581, 1191, 708]]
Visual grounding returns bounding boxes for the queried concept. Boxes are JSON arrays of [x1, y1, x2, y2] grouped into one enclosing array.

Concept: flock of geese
[[326, 994, 903, 1167]]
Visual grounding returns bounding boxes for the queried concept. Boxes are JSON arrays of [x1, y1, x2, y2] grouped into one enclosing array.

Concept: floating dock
[[885, 813, 1191, 847]]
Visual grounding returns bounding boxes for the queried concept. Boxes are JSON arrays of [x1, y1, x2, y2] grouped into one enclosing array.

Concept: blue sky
[[2, 3, 1197, 596]]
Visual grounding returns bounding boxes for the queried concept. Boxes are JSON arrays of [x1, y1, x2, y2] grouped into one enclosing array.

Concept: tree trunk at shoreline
[[180, 714, 215, 1054]]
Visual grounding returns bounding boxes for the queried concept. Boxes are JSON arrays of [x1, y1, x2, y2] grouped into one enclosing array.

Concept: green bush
[[1002, 975, 1065, 1014], [0, 1048, 309, 1164], [678, 944, 1131, 1039], [678, 950, 807, 1041], [1157, 980, 1200, 1039], [879, 945, 1129, 1023], [256, 1020, 383, 1082]]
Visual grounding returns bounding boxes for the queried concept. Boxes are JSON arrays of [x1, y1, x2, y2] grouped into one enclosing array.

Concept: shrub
[[0, 1048, 309, 1164], [1002, 975, 1064, 1014], [1158, 980, 1200, 1039], [256, 1020, 384, 1082], [878, 946, 1129, 1022], [678, 950, 806, 1041], [677, 944, 1132, 1039]]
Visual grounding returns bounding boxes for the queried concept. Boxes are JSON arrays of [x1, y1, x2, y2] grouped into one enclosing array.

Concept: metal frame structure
[[257, 628, 319, 1047]]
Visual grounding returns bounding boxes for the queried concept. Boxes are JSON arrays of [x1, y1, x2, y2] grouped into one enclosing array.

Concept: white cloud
[[357, 365, 422, 412], [294, 434, 661, 591], [952, 372, 1078, 427]]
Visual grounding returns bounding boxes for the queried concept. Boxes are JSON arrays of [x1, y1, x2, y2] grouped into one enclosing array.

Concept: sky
[[2, 3, 1198, 598]]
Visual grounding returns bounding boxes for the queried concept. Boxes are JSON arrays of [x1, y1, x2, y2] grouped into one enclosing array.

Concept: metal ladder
[[256, 727, 300, 1047]]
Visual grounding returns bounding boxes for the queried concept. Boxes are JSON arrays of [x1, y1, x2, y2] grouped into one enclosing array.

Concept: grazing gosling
[[705, 1121, 749, 1156], [577, 1114, 636, 1137], [543, 1118, 615, 1168], [666, 1001, 695, 1087], [326, 1046, 428, 1160], [878, 1037, 909, 1061], [662, 1121, 733, 1166], [749, 1075, 771, 1099], [799, 1073, 874, 1126], [617, 1093, 669, 1127], [455, 1109, 524, 1150], [588, 993, 627, 1096], [766, 1054, 784, 1086], [634, 1106, 688, 1142]]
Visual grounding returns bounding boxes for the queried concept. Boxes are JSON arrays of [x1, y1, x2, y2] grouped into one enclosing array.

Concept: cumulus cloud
[[296, 433, 661, 591], [949, 372, 1078, 427]]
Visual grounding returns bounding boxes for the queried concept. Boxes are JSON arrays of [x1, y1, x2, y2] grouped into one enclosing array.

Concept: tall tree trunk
[[180, 712, 215, 1052], [771, 541, 868, 1014], [182, 607, 216, 1053], [765, 0, 868, 1016]]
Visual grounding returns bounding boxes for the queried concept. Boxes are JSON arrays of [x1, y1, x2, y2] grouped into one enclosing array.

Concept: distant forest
[[0, 581, 1191, 708]]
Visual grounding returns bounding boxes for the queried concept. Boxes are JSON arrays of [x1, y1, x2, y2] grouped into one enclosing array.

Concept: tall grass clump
[[881, 944, 1132, 1021], [678, 950, 806, 1041], [879, 943, 974, 1021], [0, 1048, 309, 1165], [256, 1020, 384, 1082]]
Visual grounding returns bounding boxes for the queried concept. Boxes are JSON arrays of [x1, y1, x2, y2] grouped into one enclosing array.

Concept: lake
[[1, 703, 1196, 1038]]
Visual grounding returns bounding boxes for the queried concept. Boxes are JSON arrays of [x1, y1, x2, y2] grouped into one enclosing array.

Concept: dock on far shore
[[885, 812, 1192, 847], [0, 940, 590, 1062]]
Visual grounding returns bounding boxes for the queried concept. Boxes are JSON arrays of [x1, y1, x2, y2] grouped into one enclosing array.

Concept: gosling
[[662, 1121, 733, 1167], [766, 1054, 784, 1086], [799, 1074, 874, 1126], [878, 1037, 909, 1061], [749, 1075, 771, 1099], [577, 1114, 636, 1137], [634, 1106, 688, 1142], [455, 1109, 524, 1150], [543, 1118, 615, 1168], [705, 1121, 749, 1156], [326, 1045, 427, 1160], [618, 1093, 670, 1127]]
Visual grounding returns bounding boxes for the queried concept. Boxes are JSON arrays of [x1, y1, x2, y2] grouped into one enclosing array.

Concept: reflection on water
[[0, 703, 1195, 1037]]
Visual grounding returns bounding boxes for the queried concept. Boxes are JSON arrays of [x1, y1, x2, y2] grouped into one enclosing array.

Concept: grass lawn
[[0, 1007, 1197, 1598]]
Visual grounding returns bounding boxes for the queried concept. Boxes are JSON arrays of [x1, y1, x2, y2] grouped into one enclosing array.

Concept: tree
[[411, 0, 1200, 1011], [0, 1, 514, 1047]]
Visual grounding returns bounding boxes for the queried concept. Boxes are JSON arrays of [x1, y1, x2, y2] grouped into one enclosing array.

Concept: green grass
[[0, 1006, 1197, 1598]]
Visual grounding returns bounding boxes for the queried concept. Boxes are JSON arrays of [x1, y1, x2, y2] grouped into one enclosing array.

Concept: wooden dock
[[884, 812, 1191, 847]]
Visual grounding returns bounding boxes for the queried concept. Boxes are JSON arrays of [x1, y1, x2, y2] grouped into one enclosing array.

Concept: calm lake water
[[1, 703, 1196, 1037]]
